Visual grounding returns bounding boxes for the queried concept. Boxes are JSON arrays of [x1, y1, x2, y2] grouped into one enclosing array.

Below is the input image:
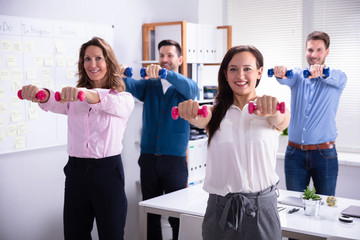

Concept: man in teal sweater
[[123, 39, 198, 240]]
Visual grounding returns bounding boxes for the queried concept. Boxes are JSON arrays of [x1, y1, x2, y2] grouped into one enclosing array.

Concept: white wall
[[198, 0, 224, 25], [0, 0, 224, 240]]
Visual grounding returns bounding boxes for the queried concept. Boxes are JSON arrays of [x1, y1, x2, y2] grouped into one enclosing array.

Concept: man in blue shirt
[[274, 31, 347, 196], [122, 39, 198, 240]]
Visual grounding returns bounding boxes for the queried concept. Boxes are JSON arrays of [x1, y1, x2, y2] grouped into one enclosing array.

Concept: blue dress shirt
[[277, 67, 347, 144]]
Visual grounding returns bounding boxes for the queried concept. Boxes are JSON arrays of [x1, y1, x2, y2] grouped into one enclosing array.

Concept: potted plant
[[301, 186, 322, 216]]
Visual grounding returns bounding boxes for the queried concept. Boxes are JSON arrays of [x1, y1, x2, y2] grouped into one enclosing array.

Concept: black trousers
[[139, 154, 188, 240], [63, 154, 127, 240]]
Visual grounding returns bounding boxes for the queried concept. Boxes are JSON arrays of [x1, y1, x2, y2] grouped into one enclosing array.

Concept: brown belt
[[288, 141, 335, 151]]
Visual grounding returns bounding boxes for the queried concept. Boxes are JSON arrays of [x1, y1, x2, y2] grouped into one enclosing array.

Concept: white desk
[[139, 184, 360, 240]]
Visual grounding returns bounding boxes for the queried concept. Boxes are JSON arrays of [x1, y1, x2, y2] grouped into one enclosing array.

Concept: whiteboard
[[0, 15, 114, 154]]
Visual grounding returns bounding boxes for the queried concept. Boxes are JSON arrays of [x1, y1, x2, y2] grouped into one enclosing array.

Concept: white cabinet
[[187, 138, 208, 186]]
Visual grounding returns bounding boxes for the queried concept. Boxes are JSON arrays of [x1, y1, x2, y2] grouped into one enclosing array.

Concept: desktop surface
[[139, 184, 360, 240]]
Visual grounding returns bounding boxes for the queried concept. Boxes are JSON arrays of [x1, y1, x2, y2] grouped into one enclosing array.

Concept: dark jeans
[[284, 144, 338, 196], [138, 153, 188, 240], [63, 155, 127, 240]]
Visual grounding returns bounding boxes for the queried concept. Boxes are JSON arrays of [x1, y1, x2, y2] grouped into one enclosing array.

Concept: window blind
[[225, 0, 360, 152], [224, 0, 303, 109], [312, 0, 360, 152]]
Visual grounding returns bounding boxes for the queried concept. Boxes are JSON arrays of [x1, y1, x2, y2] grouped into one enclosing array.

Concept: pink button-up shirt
[[39, 89, 134, 159]]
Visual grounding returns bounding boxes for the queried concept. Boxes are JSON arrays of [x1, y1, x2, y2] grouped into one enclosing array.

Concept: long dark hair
[[207, 45, 264, 145], [77, 37, 125, 92]]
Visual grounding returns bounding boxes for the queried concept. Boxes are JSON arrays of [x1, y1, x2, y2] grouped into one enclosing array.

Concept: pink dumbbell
[[55, 91, 85, 102], [171, 105, 208, 120], [17, 89, 47, 101], [248, 101, 285, 114]]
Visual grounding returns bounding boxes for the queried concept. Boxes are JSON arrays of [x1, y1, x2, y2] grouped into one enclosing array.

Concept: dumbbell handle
[[55, 91, 85, 102], [171, 105, 208, 120], [140, 67, 167, 79], [124, 67, 133, 77], [248, 101, 285, 114], [268, 69, 293, 78], [303, 67, 330, 78], [17, 89, 47, 101]]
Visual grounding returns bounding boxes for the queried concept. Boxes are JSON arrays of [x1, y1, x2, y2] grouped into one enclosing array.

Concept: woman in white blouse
[[176, 45, 290, 240]]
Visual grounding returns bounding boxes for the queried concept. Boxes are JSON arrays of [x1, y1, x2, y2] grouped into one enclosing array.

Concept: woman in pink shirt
[[19, 37, 134, 240]]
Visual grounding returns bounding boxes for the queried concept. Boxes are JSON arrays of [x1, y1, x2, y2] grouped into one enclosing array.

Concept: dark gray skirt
[[202, 184, 281, 240]]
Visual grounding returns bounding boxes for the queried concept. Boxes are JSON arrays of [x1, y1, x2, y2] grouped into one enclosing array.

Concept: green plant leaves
[[302, 186, 321, 200]]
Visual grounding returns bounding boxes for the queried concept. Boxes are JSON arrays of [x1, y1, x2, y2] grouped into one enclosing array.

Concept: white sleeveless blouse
[[203, 104, 280, 196]]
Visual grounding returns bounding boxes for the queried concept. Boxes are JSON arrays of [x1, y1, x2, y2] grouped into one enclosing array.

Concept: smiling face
[[159, 45, 183, 72], [84, 45, 108, 88], [306, 39, 329, 66], [226, 51, 262, 104]]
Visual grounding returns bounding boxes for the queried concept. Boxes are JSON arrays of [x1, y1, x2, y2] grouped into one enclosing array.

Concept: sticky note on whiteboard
[[17, 123, 27, 135], [11, 110, 21, 122], [28, 107, 39, 120], [0, 130, 4, 142], [26, 69, 36, 80], [7, 124, 17, 137], [14, 136, 25, 149]]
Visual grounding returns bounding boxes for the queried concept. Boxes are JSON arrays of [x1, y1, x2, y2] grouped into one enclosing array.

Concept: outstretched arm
[[254, 95, 290, 131], [177, 99, 212, 129]]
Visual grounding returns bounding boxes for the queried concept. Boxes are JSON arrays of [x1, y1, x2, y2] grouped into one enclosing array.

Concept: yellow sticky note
[[0, 129, 4, 142], [2, 40, 12, 51], [0, 87, 4, 99], [25, 41, 34, 52], [0, 116, 3, 128], [55, 41, 65, 53], [11, 110, 22, 122], [12, 68, 23, 80], [7, 55, 17, 67], [34, 56, 43, 66], [7, 125, 17, 137], [26, 69, 36, 80], [0, 69, 10, 81], [0, 103, 7, 114], [14, 136, 25, 149], [44, 56, 54, 66], [13, 41, 23, 52], [12, 79, 22, 91], [11, 96, 21, 107], [28, 107, 39, 120], [17, 123, 27, 135], [44, 79, 54, 89], [42, 68, 51, 79], [56, 55, 66, 67]]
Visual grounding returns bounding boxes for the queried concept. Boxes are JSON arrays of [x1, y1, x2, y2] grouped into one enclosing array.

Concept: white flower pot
[[302, 198, 322, 216]]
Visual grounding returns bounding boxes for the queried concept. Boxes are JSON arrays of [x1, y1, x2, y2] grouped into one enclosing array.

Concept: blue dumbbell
[[140, 67, 167, 79], [124, 67, 133, 77], [303, 67, 330, 78], [268, 68, 293, 78]]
